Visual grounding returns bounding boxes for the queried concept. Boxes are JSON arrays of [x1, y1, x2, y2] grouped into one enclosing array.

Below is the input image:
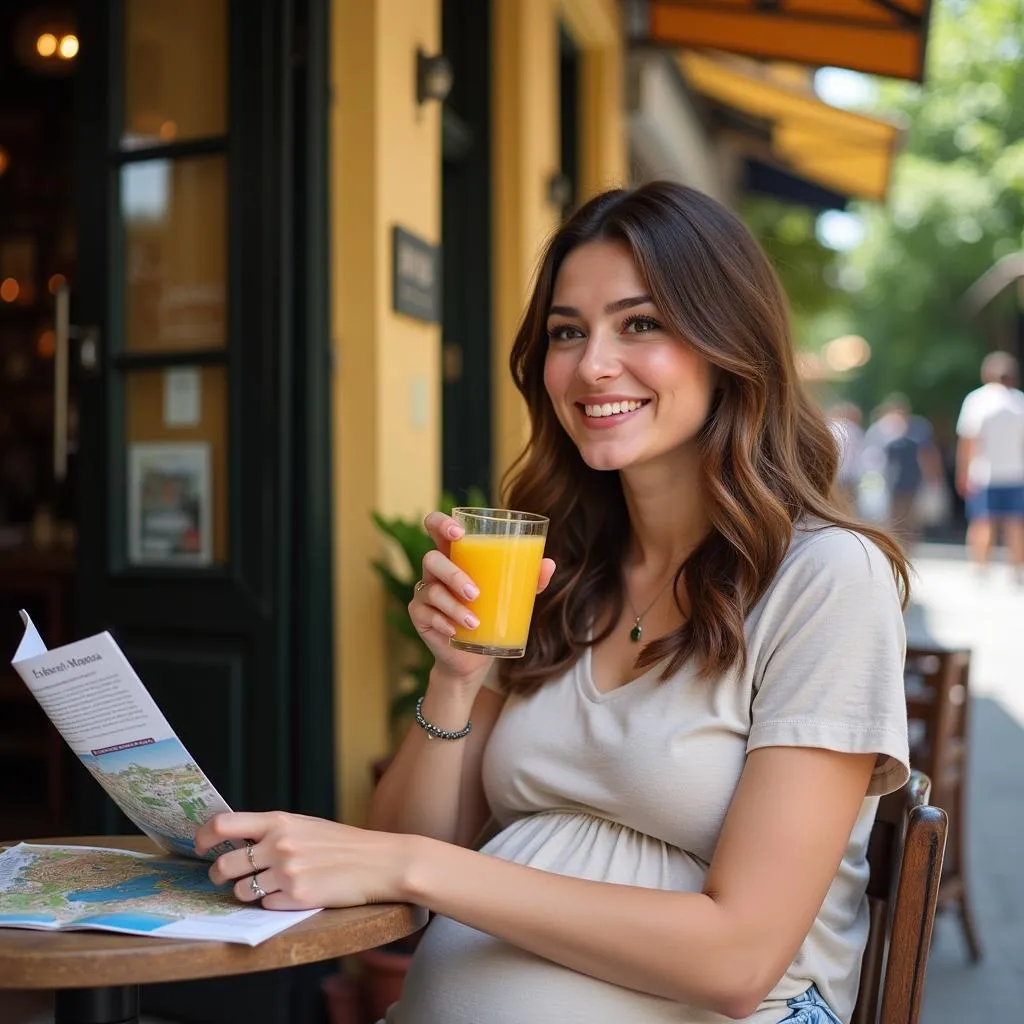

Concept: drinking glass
[[448, 507, 549, 658]]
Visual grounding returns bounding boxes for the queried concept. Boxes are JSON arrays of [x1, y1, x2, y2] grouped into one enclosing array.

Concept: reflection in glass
[[123, 0, 227, 148], [122, 156, 227, 353]]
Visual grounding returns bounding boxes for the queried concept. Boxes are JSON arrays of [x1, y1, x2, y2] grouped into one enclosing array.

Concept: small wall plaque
[[392, 226, 441, 324]]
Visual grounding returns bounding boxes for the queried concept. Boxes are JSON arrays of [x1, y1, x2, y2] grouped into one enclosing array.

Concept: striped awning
[[681, 51, 903, 202], [638, 1, 933, 82]]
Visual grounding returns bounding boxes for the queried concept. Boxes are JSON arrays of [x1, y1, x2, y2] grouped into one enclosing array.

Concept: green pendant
[[629, 620, 643, 643]]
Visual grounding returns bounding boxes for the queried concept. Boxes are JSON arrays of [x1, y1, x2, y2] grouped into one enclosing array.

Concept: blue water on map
[[74, 912, 173, 931], [0, 913, 55, 923], [68, 861, 225, 903]]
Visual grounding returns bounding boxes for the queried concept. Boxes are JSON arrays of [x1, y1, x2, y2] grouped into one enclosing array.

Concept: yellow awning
[[680, 51, 903, 202], [647, 0, 932, 82]]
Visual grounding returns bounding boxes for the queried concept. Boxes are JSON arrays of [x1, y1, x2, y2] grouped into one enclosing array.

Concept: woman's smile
[[577, 396, 652, 429]]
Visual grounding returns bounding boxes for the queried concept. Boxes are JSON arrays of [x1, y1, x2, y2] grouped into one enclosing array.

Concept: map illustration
[[78, 738, 230, 859], [0, 844, 233, 930], [6, 616, 321, 945], [0, 843, 319, 945]]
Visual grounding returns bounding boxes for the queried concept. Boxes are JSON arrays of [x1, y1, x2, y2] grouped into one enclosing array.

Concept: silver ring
[[244, 839, 258, 872], [414, 579, 428, 594], [250, 874, 268, 900]]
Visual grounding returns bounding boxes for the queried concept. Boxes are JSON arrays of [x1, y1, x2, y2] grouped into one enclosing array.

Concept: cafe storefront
[[0, 1, 931, 1019]]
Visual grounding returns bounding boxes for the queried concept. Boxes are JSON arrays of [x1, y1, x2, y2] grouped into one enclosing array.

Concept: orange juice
[[449, 533, 547, 655]]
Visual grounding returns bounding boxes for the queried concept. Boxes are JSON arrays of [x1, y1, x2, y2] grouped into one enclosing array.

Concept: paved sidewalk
[[907, 545, 1024, 1023]]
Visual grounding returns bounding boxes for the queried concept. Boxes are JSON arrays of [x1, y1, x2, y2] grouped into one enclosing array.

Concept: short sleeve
[[956, 392, 981, 438], [748, 529, 910, 797]]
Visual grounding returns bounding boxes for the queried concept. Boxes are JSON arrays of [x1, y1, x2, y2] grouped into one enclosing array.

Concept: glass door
[[72, 1, 332, 1019]]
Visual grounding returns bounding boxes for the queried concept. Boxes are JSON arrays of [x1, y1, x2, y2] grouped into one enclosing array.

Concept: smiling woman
[[199, 182, 914, 1024], [502, 182, 909, 694]]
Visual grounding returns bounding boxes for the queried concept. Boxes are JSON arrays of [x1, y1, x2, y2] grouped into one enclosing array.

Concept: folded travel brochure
[[1, 612, 319, 944]]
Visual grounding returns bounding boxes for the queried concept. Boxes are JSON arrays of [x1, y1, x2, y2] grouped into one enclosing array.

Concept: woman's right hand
[[409, 511, 555, 689]]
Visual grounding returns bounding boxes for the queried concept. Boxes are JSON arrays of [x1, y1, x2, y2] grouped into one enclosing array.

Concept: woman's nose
[[576, 332, 620, 384]]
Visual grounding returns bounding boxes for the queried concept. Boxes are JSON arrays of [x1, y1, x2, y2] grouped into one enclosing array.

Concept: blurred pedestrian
[[955, 351, 1024, 582], [862, 394, 944, 547], [827, 401, 864, 513]]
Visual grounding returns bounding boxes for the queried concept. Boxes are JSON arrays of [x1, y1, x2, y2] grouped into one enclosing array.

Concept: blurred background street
[[909, 545, 1024, 1023]]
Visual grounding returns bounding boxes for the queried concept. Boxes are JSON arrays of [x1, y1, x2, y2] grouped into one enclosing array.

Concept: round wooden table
[[0, 836, 427, 1024]]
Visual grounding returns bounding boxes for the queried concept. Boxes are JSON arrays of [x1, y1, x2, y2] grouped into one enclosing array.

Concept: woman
[[196, 183, 910, 1023]]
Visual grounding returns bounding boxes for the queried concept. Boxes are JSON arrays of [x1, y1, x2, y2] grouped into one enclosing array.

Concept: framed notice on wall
[[128, 443, 212, 566], [392, 225, 441, 323]]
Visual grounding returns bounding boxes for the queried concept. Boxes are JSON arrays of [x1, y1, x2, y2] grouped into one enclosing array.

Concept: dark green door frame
[[287, 0, 336, 829], [441, 0, 493, 504]]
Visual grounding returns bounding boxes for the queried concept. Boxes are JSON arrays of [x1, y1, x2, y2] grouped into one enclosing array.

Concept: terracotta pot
[[357, 945, 415, 1021], [322, 969, 363, 1024]]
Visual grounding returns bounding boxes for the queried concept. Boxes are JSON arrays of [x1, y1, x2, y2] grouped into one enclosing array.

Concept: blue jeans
[[781, 983, 843, 1023]]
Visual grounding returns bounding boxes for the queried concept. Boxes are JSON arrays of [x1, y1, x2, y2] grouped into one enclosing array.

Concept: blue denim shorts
[[967, 483, 1024, 520], [781, 983, 843, 1023]]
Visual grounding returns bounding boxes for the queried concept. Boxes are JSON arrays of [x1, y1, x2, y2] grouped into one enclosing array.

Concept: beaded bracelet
[[414, 695, 473, 741]]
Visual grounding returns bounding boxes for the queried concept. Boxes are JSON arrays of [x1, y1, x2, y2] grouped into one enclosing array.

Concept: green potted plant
[[369, 487, 488, 758]]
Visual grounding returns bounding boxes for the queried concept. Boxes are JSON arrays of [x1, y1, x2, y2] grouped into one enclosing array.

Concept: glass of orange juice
[[449, 507, 549, 658]]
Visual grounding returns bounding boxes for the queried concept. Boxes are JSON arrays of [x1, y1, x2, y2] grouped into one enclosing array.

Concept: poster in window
[[128, 442, 211, 565]]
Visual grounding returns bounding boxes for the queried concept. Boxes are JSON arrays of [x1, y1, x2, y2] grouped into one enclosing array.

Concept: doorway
[[440, 0, 492, 503], [0, 0, 79, 841], [0, 1, 334, 1020]]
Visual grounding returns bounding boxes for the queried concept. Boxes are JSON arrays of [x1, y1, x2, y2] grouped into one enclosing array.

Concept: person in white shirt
[[955, 351, 1024, 579]]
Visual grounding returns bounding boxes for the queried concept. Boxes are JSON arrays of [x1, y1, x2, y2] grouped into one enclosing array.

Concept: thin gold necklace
[[626, 570, 680, 643]]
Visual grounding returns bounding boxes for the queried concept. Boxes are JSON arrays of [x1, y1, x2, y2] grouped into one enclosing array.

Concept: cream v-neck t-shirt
[[388, 525, 910, 1024]]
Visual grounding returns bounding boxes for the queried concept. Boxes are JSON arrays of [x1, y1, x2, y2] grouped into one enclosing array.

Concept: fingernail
[[464, 613, 479, 629], [444, 622, 457, 636], [447, 525, 463, 539], [463, 583, 479, 599]]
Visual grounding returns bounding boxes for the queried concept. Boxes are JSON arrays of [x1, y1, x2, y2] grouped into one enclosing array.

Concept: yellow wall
[[328, 0, 626, 822], [491, 0, 627, 492], [331, 0, 442, 824]]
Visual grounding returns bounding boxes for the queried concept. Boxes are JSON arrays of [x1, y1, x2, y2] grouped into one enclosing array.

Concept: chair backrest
[[851, 770, 947, 1024], [904, 645, 971, 842]]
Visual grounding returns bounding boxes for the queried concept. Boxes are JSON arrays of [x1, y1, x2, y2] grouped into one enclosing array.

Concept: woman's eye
[[546, 323, 584, 342], [622, 315, 661, 335]]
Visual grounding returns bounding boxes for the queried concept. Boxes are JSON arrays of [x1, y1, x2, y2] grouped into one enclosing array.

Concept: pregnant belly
[[385, 811, 785, 1024]]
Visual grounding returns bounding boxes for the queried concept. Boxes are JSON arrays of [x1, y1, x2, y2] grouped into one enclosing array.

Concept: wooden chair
[[903, 644, 981, 961], [852, 770, 947, 1024]]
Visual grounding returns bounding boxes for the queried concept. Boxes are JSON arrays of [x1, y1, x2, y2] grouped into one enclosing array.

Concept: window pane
[[122, 156, 227, 352], [123, 0, 227, 148], [124, 367, 228, 566]]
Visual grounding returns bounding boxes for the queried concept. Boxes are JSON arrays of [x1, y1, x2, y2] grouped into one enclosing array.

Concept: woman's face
[[543, 240, 717, 473]]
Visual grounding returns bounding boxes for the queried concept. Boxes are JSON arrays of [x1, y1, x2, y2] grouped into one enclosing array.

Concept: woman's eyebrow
[[547, 294, 652, 318]]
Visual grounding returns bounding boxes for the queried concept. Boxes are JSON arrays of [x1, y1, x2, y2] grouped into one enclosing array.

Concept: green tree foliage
[[741, 197, 844, 344], [840, 0, 1024, 433]]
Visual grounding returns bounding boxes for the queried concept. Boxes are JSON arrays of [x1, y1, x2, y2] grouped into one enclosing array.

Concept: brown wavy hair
[[498, 182, 910, 695]]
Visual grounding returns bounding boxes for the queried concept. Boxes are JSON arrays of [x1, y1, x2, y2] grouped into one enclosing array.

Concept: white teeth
[[583, 400, 647, 418]]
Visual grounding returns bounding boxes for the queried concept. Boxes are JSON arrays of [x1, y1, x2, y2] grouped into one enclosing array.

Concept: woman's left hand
[[194, 812, 417, 911]]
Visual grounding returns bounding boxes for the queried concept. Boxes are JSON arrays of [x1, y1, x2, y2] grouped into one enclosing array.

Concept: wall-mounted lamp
[[14, 7, 77, 75], [416, 48, 453, 105]]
